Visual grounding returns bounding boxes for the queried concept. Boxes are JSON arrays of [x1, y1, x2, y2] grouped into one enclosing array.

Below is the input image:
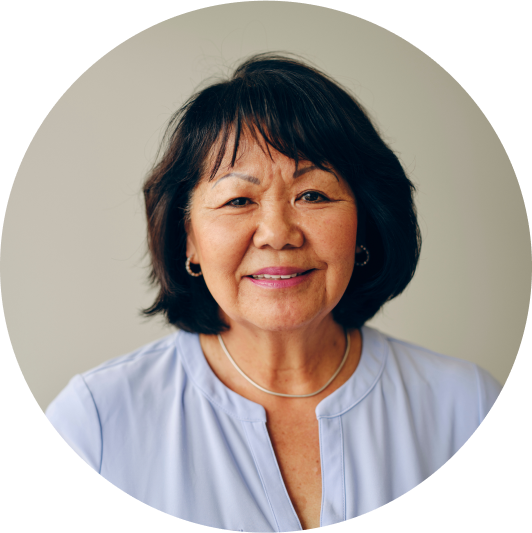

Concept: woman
[[46, 54, 501, 531]]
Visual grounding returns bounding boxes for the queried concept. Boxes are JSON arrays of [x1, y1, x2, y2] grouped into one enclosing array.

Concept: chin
[[243, 306, 328, 333], [219, 292, 336, 332]]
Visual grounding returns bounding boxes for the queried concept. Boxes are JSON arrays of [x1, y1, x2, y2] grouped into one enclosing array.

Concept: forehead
[[205, 129, 312, 182]]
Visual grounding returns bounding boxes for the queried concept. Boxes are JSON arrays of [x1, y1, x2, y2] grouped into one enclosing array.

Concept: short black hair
[[143, 53, 421, 333]]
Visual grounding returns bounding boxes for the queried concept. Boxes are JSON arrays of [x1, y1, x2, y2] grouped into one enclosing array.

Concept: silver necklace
[[217, 330, 350, 398]]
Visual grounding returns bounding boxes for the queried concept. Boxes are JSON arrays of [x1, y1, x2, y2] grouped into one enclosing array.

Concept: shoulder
[[363, 326, 502, 420], [47, 331, 189, 404], [45, 330, 191, 469], [85, 331, 180, 375]]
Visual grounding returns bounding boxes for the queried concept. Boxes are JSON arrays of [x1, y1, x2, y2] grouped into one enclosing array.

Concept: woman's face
[[186, 136, 358, 332]]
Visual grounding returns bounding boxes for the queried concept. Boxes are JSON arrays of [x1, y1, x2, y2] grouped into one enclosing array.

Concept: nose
[[253, 203, 304, 250]]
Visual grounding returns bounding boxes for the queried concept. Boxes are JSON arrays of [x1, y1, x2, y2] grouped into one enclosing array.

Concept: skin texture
[[186, 134, 362, 529]]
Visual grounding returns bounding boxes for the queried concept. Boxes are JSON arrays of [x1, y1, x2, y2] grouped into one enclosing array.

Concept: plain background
[[1, 1, 530, 410]]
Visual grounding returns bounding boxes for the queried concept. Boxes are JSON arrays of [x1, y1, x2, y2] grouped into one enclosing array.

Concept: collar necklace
[[217, 330, 350, 398]]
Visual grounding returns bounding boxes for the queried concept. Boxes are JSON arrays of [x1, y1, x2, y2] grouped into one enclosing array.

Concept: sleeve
[[45, 374, 102, 472], [475, 365, 503, 423]]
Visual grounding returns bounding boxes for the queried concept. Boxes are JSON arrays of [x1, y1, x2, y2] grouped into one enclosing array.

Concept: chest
[[266, 408, 322, 530]]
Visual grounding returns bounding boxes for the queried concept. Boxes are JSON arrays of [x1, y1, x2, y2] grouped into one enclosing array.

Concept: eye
[[299, 191, 329, 203], [227, 197, 251, 207]]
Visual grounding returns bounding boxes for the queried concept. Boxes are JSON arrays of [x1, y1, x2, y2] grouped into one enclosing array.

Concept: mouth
[[249, 271, 309, 280], [245, 269, 314, 288]]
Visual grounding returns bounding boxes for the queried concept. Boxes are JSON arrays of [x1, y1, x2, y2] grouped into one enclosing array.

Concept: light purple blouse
[[46, 326, 501, 531]]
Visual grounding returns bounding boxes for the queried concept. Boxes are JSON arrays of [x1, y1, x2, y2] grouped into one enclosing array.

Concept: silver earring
[[185, 256, 202, 277], [355, 244, 370, 267]]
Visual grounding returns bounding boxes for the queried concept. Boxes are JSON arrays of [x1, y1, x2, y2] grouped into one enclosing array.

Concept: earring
[[185, 256, 202, 277], [355, 244, 370, 267]]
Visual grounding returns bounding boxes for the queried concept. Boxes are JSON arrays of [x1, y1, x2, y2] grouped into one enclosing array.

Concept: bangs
[[192, 60, 359, 181]]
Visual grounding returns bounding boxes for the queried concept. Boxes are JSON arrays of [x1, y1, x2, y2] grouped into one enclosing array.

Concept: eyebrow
[[211, 165, 337, 188], [211, 172, 261, 189]]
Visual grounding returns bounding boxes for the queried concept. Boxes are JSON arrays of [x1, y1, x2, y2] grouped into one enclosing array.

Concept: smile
[[246, 269, 314, 288], [250, 273, 304, 279]]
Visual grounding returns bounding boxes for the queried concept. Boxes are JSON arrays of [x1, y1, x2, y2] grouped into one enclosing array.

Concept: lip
[[246, 268, 314, 289], [250, 266, 309, 276]]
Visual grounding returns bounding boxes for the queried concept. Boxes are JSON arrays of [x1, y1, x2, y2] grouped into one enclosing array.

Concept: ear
[[185, 229, 198, 263]]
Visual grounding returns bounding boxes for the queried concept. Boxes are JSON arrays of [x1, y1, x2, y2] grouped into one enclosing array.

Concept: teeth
[[251, 272, 302, 279]]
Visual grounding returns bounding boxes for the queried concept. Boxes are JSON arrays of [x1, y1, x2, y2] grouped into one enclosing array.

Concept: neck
[[201, 315, 354, 397]]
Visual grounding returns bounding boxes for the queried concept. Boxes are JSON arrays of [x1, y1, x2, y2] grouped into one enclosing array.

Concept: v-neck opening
[[176, 326, 389, 531]]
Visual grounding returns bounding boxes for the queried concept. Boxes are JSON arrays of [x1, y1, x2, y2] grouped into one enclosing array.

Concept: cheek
[[308, 211, 358, 269], [194, 218, 252, 274]]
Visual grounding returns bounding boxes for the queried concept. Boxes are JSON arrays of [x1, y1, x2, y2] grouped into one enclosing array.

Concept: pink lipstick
[[246, 267, 313, 288]]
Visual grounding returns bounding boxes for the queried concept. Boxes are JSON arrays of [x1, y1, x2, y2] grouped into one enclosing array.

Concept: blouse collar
[[176, 326, 389, 422]]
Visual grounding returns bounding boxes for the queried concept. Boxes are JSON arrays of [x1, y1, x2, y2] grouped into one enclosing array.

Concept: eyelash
[[226, 191, 330, 208]]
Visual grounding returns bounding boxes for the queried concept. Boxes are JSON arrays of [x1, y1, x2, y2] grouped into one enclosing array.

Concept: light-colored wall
[[1, 2, 529, 411]]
